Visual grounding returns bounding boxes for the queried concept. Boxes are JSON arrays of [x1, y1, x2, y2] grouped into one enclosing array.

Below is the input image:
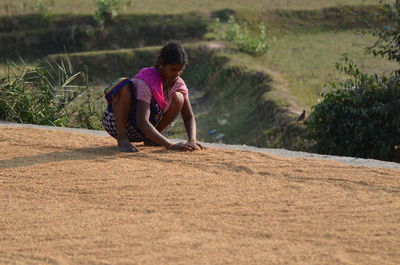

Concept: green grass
[[0, 0, 391, 16], [257, 30, 399, 110]]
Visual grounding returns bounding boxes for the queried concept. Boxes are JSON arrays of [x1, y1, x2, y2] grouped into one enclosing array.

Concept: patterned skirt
[[102, 77, 164, 142], [102, 108, 146, 142]]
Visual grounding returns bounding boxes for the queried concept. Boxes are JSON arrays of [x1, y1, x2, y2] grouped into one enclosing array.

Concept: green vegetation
[[305, 2, 400, 161], [1, 0, 398, 159], [306, 58, 400, 161], [367, 1, 400, 62], [212, 15, 269, 56], [0, 56, 102, 128], [0, 0, 391, 16], [0, 13, 208, 58], [93, 0, 119, 26], [260, 30, 398, 109], [33, 0, 55, 13]]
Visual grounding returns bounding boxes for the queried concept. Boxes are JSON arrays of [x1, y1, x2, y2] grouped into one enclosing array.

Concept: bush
[[305, 58, 400, 161], [305, 1, 400, 161], [93, 0, 121, 26], [34, 0, 55, 13], [212, 15, 269, 56], [0, 56, 100, 128]]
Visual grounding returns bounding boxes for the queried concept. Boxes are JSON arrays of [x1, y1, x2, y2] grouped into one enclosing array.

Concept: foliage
[[93, 0, 120, 26], [72, 89, 105, 130], [212, 15, 269, 56], [305, 56, 400, 161], [366, 1, 400, 62], [305, 1, 400, 161], [0, 56, 99, 128], [0, 0, 386, 16], [33, 0, 55, 13]]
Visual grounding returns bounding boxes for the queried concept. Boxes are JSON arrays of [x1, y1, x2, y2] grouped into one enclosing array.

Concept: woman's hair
[[157, 42, 188, 66]]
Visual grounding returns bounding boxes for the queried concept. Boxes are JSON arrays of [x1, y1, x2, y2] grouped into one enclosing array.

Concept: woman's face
[[159, 63, 186, 84]]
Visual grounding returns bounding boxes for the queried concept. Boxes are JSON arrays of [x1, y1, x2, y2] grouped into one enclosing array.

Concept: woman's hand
[[187, 140, 207, 150], [168, 141, 206, 151]]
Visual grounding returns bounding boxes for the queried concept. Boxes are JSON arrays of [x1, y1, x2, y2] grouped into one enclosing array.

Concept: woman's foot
[[117, 137, 139, 152]]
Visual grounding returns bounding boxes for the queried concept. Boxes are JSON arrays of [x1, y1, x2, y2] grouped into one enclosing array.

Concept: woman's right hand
[[168, 142, 201, 151]]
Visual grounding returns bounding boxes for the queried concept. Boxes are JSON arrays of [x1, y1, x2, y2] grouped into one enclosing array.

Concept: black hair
[[157, 42, 188, 66]]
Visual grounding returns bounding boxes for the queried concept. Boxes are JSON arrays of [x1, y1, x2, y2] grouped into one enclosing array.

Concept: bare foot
[[117, 137, 139, 152]]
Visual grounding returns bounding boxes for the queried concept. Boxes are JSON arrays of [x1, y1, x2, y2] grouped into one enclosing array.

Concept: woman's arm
[[181, 98, 206, 150], [136, 100, 201, 151], [181, 97, 197, 142], [181, 98, 207, 150], [136, 100, 174, 148]]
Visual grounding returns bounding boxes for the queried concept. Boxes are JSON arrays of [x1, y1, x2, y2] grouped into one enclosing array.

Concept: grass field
[[259, 30, 399, 109], [0, 0, 392, 16], [1, 0, 396, 112]]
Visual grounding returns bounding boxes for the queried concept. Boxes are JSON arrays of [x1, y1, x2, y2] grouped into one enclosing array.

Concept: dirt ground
[[1, 126, 399, 265]]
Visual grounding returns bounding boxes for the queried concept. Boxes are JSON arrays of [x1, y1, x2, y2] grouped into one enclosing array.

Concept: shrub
[[0, 56, 96, 128], [93, 0, 121, 26], [34, 0, 55, 13], [71, 89, 105, 130], [212, 15, 269, 56], [305, 58, 400, 161], [305, 1, 400, 161]]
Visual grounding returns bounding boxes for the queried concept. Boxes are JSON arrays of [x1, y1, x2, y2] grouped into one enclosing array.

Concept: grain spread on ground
[[1, 127, 399, 265]]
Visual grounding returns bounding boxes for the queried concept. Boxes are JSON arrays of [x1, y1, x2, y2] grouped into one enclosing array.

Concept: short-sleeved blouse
[[131, 77, 189, 112]]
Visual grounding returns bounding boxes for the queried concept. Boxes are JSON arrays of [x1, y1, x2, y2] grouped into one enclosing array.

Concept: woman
[[102, 42, 206, 152]]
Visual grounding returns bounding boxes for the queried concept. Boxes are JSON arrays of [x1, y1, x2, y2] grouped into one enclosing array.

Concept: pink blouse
[[131, 77, 189, 112]]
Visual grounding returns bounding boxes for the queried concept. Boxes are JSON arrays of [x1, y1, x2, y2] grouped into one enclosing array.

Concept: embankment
[[48, 43, 305, 149]]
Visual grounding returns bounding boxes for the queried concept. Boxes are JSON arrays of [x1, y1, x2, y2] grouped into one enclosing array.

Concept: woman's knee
[[171, 92, 184, 107], [119, 84, 133, 99], [112, 84, 134, 113], [112, 84, 132, 104]]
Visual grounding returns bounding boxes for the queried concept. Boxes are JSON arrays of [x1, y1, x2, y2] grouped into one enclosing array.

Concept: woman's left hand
[[187, 140, 207, 150]]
